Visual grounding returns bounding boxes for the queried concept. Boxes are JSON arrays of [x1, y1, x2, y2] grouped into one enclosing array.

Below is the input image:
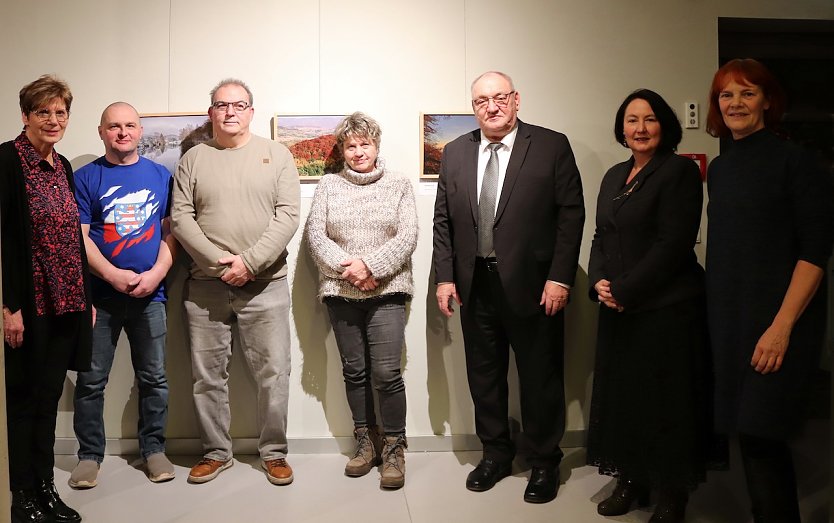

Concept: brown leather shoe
[[188, 458, 232, 484], [262, 458, 293, 485]]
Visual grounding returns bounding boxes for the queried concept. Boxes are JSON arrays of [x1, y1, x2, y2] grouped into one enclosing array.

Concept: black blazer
[[433, 120, 585, 316], [588, 151, 704, 313]]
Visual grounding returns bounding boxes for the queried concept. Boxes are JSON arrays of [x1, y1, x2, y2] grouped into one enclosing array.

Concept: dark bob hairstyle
[[614, 89, 682, 153], [705, 58, 785, 138]]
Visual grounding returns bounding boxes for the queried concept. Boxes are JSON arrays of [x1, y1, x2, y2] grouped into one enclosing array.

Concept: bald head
[[98, 101, 143, 165], [100, 101, 139, 125]]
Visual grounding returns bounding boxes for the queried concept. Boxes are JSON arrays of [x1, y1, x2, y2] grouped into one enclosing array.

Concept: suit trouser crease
[[74, 298, 169, 461], [326, 295, 407, 435], [184, 278, 291, 461], [460, 264, 565, 467]]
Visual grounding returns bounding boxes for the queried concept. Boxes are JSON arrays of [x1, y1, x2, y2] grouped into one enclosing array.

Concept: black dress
[[587, 152, 710, 489], [706, 129, 834, 440]]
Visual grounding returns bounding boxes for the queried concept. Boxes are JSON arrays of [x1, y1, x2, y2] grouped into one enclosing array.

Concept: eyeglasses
[[31, 109, 69, 123], [472, 91, 516, 110], [211, 100, 251, 112]]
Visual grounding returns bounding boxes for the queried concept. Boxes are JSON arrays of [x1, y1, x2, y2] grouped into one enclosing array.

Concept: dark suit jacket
[[433, 120, 585, 317], [587, 151, 704, 313]]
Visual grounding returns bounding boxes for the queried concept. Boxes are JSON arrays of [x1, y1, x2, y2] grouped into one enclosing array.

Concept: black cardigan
[[1, 139, 92, 372]]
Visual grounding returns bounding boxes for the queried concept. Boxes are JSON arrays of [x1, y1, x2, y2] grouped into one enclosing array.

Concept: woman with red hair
[[705, 58, 833, 522]]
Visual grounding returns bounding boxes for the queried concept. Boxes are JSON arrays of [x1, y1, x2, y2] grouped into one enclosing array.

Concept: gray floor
[[52, 421, 829, 523]]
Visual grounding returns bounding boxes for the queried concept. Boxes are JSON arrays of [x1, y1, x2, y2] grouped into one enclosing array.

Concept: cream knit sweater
[[305, 161, 417, 301]]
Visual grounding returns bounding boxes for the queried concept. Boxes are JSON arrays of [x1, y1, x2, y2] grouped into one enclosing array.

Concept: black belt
[[476, 257, 499, 272]]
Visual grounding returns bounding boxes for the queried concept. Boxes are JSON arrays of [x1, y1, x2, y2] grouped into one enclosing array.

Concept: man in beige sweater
[[171, 78, 300, 486]]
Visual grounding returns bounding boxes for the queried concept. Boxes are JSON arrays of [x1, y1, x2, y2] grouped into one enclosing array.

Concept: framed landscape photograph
[[139, 113, 212, 176], [272, 114, 345, 182], [420, 113, 478, 180]]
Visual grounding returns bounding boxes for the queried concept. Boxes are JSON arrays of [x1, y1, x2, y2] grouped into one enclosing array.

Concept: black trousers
[[459, 262, 565, 468], [5, 312, 82, 490], [738, 433, 801, 523]]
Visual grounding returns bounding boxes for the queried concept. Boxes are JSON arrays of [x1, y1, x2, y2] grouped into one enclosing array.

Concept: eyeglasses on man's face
[[211, 100, 251, 113], [472, 91, 516, 110], [31, 109, 69, 123]]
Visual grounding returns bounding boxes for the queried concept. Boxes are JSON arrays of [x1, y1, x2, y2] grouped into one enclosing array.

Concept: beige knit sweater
[[305, 162, 417, 301]]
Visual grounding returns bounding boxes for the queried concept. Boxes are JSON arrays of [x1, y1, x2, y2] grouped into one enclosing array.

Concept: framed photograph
[[272, 115, 345, 182], [420, 113, 478, 180], [139, 113, 212, 176]]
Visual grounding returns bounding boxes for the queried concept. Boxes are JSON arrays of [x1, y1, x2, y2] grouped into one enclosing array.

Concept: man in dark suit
[[432, 71, 584, 503]]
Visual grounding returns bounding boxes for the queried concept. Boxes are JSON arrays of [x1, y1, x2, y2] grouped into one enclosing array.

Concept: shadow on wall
[[424, 264, 475, 441], [564, 268, 597, 438], [292, 233, 352, 436]]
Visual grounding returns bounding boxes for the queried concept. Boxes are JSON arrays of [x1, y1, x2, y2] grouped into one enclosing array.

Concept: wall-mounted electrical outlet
[[684, 101, 699, 129]]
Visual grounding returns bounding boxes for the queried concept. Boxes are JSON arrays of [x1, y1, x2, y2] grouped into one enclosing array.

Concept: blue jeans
[[73, 298, 169, 461]]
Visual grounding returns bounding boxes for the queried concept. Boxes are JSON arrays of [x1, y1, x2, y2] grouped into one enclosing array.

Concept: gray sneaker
[[380, 434, 407, 489], [345, 426, 382, 477], [69, 460, 99, 489], [147, 453, 176, 483]]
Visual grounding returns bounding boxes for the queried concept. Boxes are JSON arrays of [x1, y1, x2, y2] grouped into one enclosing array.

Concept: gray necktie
[[478, 143, 502, 257]]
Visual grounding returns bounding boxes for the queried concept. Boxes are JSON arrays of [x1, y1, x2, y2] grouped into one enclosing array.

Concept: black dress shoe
[[11, 490, 49, 523], [523, 467, 559, 503], [36, 479, 82, 523], [597, 478, 650, 516], [465, 459, 512, 492]]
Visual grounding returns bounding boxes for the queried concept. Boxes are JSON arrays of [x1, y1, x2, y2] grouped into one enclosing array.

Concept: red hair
[[706, 58, 785, 138]]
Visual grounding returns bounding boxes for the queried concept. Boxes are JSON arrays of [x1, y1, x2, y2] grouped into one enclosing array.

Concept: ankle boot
[[380, 434, 407, 489], [597, 478, 650, 516], [649, 489, 688, 523], [35, 479, 81, 523], [11, 489, 49, 523], [345, 425, 382, 477]]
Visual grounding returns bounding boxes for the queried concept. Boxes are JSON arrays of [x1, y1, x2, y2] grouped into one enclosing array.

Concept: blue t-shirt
[[74, 156, 172, 302]]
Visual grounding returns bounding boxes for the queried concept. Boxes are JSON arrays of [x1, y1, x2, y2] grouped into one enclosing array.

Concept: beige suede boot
[[344, 426, 382, 477], [380, 434, 407, 489]]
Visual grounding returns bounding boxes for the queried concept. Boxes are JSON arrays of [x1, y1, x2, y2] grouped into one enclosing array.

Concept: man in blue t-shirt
[[70, 102, 178, 488]]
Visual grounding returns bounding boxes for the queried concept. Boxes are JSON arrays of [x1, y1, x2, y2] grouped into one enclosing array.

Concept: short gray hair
[[470, 71, 515, 95], [334, 112, 381, 149], [209, 78, 254, 106]]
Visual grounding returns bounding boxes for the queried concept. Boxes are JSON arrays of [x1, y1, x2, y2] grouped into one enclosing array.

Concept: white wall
[[1, 0, 832, 450]]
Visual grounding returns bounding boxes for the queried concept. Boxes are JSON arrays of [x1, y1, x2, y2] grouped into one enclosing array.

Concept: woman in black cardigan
[[587, 89, 709, 523], [2, 75, 92, 523]]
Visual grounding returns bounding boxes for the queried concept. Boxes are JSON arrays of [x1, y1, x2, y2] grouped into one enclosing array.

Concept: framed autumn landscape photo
[[139, 113, 212, 176], [272, 114, 345, 182], [420, 113, 478, 180]]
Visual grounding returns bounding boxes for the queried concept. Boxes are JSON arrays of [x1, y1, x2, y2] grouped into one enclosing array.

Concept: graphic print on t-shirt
[[100, 186, 160, 257]]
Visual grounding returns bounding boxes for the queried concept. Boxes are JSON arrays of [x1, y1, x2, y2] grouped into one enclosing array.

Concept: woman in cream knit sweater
[[305, 112, 417, 489]]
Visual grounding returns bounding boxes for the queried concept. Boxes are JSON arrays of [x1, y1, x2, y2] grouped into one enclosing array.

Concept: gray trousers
[[184, 278, 291, 461], [325, 295, 407, 435]]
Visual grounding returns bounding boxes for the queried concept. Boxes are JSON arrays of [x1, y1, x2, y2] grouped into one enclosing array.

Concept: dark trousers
[[5, 312, 82, 490], [738, 433, 801, 523], [459, 262, 565, 468], [326, 295, 407, 435]]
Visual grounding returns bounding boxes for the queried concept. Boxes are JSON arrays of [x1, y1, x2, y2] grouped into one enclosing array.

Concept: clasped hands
[[340, 258, 378, 291], [594, 279, 624, 312], [219, 255, 255, 287]]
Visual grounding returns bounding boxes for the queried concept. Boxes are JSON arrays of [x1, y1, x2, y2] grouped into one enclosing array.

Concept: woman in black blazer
[[586, 89, 709, 522]]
